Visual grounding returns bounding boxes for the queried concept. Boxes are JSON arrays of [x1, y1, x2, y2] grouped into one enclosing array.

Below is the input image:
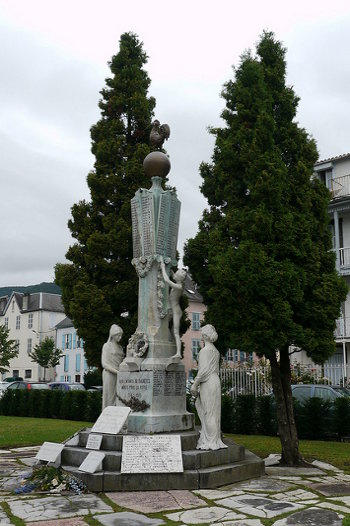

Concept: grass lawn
[[1, 417, 350, 474], [230, 433, 350, 472], [0, 416, 92, 448]]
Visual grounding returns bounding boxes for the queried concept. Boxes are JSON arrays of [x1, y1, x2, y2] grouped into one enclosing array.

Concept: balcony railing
[[331, 174, 350, 198], [339, 247, 350, 268], [335, 316, 350, 338]]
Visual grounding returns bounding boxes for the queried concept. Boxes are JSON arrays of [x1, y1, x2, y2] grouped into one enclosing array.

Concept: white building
[[0, 292, 65, 381], [291, 153, 350, 384], [55, 317, 89, 383]]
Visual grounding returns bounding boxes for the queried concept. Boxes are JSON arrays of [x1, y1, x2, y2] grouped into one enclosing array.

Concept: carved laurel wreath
[[157, 265, 168, 318], [117, 394, 150, 413], [132, 256, 153, 278], [127, 330, 149, 358]]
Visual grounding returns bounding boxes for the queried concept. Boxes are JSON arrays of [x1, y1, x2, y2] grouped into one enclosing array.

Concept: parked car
[[48, 382, 85, 391], [87, 385, 103, 392], [291, 384, 344, 402], [6, 381, 49, 390], [331, 386, 350, 397], [0, 382, 9, 398]]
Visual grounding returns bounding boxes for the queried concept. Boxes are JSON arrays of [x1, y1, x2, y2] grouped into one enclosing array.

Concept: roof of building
[[55, 317, 74, 330], [183, 274, 203, 303], [315, 153, 350, 166], [0, 292, 64, 316]]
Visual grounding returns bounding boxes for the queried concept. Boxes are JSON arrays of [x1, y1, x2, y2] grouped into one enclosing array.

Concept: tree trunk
[[269, 349, 301, 465]]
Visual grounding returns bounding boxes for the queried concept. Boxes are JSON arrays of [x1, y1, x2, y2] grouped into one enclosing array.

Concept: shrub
[[221, 394, 235, 433], [86, 391, 102, 422], [294, 397, 333, 440], [233, 395, 257, 434], [84, 369, 102, 389], [332, 397, 350, 440], [256, 395, 277, 436], [0, 389, 101, 422]]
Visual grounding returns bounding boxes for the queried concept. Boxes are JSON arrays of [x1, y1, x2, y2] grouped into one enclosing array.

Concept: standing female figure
[[101, 324, 124, 410], [191, 324, 227, 450]]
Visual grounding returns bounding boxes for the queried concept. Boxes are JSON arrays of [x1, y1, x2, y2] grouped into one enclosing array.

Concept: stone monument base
[[60, 428, 264, 492], [126, 412, 194, 433], [116, 365, 193, 433]]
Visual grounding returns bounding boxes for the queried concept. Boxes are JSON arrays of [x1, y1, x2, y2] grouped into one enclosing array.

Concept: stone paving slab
[[317, 501, 350, 514], [309, 482, 350, 496], [223, 477, 295, 493], [166, 506, 247, 524], [0, 508, 12, 524], [214, 494, 304, 519], [271, 488, 319, 501], [311, 460, 342, 472], [8, 494, 112, 521], [204, 521, 264, 526], [27, 518, 87, 526], [272, 507, 343, 526], [330, 495, 350, 505], [94, 512, 165, 525], [107, 490, 207, 513], [265, 466, 324, 476], [194, 489, 246, 500]]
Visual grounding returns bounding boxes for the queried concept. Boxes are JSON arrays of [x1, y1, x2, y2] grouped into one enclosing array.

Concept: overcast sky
[[1, 0, 350, 286]]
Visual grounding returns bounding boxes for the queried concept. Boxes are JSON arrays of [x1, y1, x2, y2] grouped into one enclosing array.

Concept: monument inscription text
[[121, 435, 183, 473]]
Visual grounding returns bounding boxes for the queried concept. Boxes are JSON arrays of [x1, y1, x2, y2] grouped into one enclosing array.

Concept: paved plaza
[[0, 448, 350, 524]]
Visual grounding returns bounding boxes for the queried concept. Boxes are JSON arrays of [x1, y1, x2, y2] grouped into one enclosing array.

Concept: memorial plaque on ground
[[86, 433, 103, 450], [121, 435, 183, 473], [36, 442, 64, 463], [79, 451, 105, 473], [91, 406, 131, 434]]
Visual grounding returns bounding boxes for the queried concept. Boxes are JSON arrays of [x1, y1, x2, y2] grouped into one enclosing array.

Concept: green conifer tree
[[55, 33, 156, 366], [184, 32, 347, 465]]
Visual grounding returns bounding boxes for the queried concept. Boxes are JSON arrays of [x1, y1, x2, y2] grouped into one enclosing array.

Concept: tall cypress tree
[[55, 32, 156, 366], [184, 32, 347, 465]]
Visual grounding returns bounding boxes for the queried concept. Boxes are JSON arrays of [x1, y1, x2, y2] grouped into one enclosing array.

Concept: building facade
[[54, 317, 89, 383], [290, 153, 350, 384], [0, 292, 65, 381], [181, 275, 206, 376]]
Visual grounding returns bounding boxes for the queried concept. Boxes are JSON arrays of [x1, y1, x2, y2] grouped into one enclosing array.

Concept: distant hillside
[[0, 282, 61, 297]]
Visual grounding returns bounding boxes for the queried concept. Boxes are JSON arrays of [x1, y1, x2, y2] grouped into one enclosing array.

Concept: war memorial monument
[[39, 124, 264, 491]]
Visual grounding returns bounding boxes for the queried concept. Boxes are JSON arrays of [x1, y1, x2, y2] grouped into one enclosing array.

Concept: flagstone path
[[0, 447, 350, 525]]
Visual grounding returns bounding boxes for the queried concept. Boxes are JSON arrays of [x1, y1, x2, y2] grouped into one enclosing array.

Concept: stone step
[[61, 450, 264, 492], [62, 437, 244, 472], [182, 440, 244, 470], [77, 428, 201, 451]]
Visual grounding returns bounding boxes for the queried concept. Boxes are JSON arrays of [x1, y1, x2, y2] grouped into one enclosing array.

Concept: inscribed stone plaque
[[166, 196, 181, 261], [131, 197, 142, 258], [35, 442, 64, 463], [91, 406, 131, 435], [79, 451, 105, 473], [141, 193, 154, 255], [121, 435, 183, 473], [86, 433, 103, 450], [153, 371, 186, 397]]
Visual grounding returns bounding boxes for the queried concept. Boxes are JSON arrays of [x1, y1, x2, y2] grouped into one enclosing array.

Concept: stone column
[[116, 151, 194, 433]]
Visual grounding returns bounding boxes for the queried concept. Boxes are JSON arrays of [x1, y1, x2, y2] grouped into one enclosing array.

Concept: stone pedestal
[[60, 428, 265, 492], [116, 367, 194, 433]]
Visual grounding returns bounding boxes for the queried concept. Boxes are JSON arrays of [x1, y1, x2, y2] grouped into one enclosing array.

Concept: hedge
[[2, 390, 350, 440], [0, 389, 102, 422], [220, 394, 350, 440]]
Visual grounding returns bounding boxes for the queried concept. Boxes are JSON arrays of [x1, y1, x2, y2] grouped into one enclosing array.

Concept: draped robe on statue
[[101, 329, 124, 410], [195, 345, 227, 450]]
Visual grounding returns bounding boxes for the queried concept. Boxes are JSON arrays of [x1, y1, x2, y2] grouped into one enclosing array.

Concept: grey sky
[[1, 0, 350, 286]]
